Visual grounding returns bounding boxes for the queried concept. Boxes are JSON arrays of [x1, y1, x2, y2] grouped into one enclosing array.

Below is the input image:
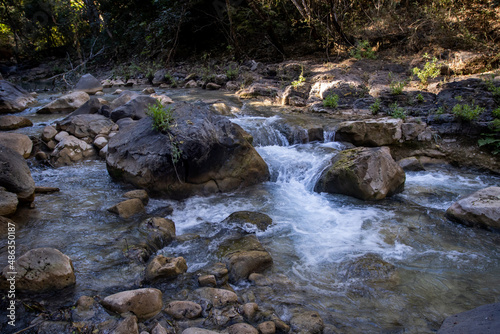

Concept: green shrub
[[390, 80, 406, 95], [412, 54, 440, 86], [323, 94, 339, 108], [416, 93, 425, 103], [370, 98, 381, 115], [452, 103, 485, 121], [350, 40, 376, 60], [484, 78, 500, 102], [388, 102, 407, 120], [226, 66, 239, 80], [147, 101, 174, 132]]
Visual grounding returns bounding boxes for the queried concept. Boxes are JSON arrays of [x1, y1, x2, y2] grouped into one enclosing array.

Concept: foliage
[[484, 77, 500, 102], [452, 103, 485, 121], [478, 119, 500, 155], [370, 98, 381, 115], [323, 93, 339, 108], [350, 40, 376, 60], [389, 78, 406, 95], [291, 72, 306, 88], [412, 54, 440, 86], [147, 101, 174, 132], [416, 93, 425, 103], [226, 66, 239, 81], [388, 102, 407, 120]]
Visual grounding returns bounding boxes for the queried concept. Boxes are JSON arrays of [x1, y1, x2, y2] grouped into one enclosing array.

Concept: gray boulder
[[0, 144, 35, 202], [0, 80, 36, 113], [110, 90, 139, 110], [75, 73, 103, 95], [315, 146, 405, 200], [1, 248, 75, 292], [109, 95, 158, 122], [0, 115, 32, 130], [191, 287, 238, 308], [335, 118, 403, 146], [106, 102, 269, 199], [438, 303, 500, 334], [0, 132, 32, 158], [222, 211, 273, 232], [445, 186, 500, 230], [57, 114, 117, 140], [38, 91, 90, 113], [165, 301, 203, 319]]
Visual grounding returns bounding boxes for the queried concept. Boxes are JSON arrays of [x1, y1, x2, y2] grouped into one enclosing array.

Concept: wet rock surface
[[0, 80, 36, 113], [315, 146, 406, 200]]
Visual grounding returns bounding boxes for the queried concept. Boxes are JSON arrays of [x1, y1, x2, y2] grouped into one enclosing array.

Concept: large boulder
[[66, 96, 105, 118], [438, 302, 500, 334], [445, 187, 500, 230], [1, 248, 75, 292], [38, 91, 90, 113], [109, 95, 158, 122], [0, 144, 35, 202], [75, 73, 103, 95], [221, 234, 273, 283], [0, 132, 33, 158], [335, 118, 403, 146], [101, 288, 163, 320], [106, 102, 269, 199], [57, 114, 117, 140], [0, 80, 36, 113], [0, 115, 33, 130], [315, 146, 405, 200]]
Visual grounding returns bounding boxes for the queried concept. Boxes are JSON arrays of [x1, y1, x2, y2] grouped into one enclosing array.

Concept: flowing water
[[1, 88, 500, 333]]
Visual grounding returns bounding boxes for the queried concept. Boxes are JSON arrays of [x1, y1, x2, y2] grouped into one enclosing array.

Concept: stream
[[2, 87, 500, 333]]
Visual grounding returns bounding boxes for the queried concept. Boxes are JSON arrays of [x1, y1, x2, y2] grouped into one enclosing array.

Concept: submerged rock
[[445, 186, 500, 230], [0, 144, 35, 202], [220, 234, 273, 283], [438, 302, 500, 334], [227, 323, 258, 334], [38, 91, 90, 113], [290, 310, 324, 334], [315, 146, 405, 200], [165, 300, 203, 319], [106, 102, 269, 199], [1, 248, 75, 292], [222, 211, 273, 232], [191, 287, 238, 308], [0, 80, 36, 113], [101, 288, 163, 320]]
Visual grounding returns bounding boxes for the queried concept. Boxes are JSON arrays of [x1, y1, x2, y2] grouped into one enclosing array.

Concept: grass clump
[[412, 54, 440, 86], [370, 98, 381, 115], [452, 103, 485, 121], [323, 93, 339, 108], [388, 102, 407, 120], [147, 101, 174, 132], [350, 40, 376, 60]]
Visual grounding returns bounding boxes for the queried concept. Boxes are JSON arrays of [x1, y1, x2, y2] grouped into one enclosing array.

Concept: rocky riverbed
[[0, 57, 500, 334]]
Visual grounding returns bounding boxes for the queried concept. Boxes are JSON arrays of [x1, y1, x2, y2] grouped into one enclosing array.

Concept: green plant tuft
[[370, 98, 381, 115], [323, 93, 339, 108], [147, 101, 174, 132], [452, 103, 485, 121], [388, 102, 407, 120], [350, 40, 376, 60], [412, 54, 440, 86]]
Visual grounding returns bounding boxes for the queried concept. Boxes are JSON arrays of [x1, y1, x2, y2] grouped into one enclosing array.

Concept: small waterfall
[[231, 116, 289, 146], [323, 128, 336, 142]]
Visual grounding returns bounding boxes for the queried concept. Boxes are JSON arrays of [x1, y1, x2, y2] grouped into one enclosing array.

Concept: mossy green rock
[[315, 146, 405, 200]]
